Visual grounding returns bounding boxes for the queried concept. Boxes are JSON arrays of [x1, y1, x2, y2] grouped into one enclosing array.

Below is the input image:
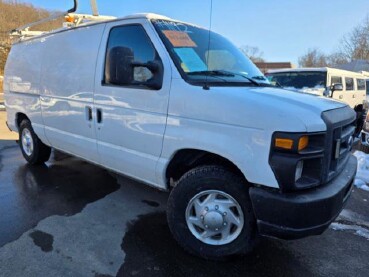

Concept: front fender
[[157, 116, 279, 189]]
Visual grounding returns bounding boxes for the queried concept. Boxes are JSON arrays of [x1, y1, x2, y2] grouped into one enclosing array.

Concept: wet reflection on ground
[[118, 210, 369, 277], [0, 145, 119, 247]]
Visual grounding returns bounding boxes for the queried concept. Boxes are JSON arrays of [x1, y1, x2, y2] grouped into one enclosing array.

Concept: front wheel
[[166, 165, 256, 260], [19, 119, 51, 165]]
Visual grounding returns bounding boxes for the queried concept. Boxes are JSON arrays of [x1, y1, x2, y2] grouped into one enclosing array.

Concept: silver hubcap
[[21, 128, 34, 156], [185, 190, 244, 245]]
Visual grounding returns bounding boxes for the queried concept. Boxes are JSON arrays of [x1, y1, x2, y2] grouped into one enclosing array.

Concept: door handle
[[339, 95, 343, 99], [353, 95, 356, 98], [97, 108, 103, 124], [86, 106, 93, 121]]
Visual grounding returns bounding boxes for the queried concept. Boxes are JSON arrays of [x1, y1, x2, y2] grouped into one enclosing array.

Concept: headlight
[[270, 132, 325, 192]]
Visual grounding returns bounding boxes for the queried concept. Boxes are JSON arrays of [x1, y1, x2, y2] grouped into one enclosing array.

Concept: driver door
[[93, 20, 171, 187]]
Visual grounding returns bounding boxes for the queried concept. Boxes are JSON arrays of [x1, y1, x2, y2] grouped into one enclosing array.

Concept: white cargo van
[[266, 68, 367, 134], [4, 9, 357, 259]]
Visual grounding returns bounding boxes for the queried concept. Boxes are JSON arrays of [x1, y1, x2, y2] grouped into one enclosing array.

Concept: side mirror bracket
[[330, 83, 343, 98]]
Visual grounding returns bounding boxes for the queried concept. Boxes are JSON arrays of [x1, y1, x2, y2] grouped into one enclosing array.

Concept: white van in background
[[361, 71, 369, 102], [4, 10, 357, 259], [266, 68, 367, 134]]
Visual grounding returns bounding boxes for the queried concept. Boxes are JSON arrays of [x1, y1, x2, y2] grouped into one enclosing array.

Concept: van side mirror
[[131, 61, 163, 90], [105, 47, 163, 90], [331, 83, 343, 92], [330, 83, 343, 98], [105, 46, 134, 86], [131, 61, 159, 72]]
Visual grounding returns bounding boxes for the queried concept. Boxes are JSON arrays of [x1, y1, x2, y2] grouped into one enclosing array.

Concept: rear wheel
[[166, 165, 256, 260], [19, 120, 51, 164]]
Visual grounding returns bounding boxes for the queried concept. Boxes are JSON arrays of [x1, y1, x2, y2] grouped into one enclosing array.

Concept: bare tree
[[239, 45, 265, 63], [340, 16, 369, 61], [298, 48, 328, 67], [0, 0, 63, 76], [326, 52, 349, 67]]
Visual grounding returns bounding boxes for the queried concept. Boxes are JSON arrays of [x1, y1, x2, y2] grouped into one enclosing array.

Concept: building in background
[[255, 62, 295, 74], [335, 60, 369, 73]]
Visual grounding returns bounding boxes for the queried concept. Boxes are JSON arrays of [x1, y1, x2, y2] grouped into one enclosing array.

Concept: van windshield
[[266, 71, 327, 90], [152, 19, 269, 86]]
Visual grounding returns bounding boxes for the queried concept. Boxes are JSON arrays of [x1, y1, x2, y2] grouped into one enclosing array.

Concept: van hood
[[172, 81, 348, 133], [232, 86, 346, 132], [252, 86, 345, 111]]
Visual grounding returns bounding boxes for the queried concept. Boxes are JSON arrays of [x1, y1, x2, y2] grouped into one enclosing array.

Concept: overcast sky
[[21, 0, 369, 64]]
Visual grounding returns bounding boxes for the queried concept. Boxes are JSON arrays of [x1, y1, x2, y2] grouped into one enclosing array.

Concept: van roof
[[120, 13, 172, 20], [267, 67, 367, 77], [12, 13, 177, 44]]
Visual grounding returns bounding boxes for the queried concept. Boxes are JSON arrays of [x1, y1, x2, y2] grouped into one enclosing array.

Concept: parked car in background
[[266, 68, 367, 135]]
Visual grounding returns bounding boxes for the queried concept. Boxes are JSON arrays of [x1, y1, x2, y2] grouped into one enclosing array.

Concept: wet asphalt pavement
[[0, 139, 369, 276]]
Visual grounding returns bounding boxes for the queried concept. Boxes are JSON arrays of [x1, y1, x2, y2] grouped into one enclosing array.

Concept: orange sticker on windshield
[[163, 30, 197, 47]]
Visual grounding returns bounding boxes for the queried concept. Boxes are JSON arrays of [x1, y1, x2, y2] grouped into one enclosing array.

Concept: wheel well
[[16, 113, 30, 130], [166, 149, 245, 186]]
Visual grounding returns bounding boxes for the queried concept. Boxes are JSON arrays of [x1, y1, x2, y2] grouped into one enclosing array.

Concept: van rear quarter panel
[[4, 38, 47, 142]]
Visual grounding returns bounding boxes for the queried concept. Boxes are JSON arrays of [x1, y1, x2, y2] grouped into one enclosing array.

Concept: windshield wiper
[[252, 75, 267, 81], [251, 75, 283, 88], [187, 70, 235, 77], [188, 70, 260, 86]]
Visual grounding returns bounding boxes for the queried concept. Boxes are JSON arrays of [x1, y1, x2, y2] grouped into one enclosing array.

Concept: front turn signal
[[298, 136, 309, 151], [275, 138, 294, 150]]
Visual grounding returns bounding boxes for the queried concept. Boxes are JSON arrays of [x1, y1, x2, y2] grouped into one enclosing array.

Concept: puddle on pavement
[[0, 147, 120, 247], [29, 230, 54, 252], [117, 212, 308, 277]]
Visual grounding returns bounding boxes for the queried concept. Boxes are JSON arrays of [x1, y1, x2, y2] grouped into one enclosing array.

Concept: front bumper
[[250, 155, 357, 239]]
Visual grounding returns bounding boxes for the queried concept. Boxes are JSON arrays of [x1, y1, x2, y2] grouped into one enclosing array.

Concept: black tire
[[167, 165, 256, 260], [19, 119, 51, 165]]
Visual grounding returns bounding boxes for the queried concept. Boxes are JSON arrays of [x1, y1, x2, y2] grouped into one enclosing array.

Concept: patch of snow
[[353, 151, 369, 191], [282, 87, 299, 92], [330, 223, 369, 240], [337, 209, 369, 229], [299, 87, 325, 95]]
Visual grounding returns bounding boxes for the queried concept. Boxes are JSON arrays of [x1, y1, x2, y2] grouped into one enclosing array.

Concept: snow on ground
[[331, 222, 369, 240], [353, 151, 369, 192]]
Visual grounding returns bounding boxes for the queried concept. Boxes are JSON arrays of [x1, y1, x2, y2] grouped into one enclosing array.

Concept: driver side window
[[104, 24, 162, 88]]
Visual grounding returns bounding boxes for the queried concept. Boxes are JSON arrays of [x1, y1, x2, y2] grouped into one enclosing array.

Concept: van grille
[[321, 107, 356, 184]]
